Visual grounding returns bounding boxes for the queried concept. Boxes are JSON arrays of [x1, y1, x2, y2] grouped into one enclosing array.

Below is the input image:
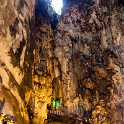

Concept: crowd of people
[[0, 113, 15, 124]]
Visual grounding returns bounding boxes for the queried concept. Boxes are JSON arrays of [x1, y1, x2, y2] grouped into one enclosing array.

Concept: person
[[7, 120, 13, 124], [0, 113, 4, 124], [51, 98, 56, 110]]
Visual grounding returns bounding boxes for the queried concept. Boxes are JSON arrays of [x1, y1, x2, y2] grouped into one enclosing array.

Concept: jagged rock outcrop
[[0, 0, 35, 124], [34, 0, 124, 123], [32, 0, 54, 123], [0, 0, 124, 124], [53, 0, 124, 123]]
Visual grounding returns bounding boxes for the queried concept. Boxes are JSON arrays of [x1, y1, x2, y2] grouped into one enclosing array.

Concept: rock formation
[[0, 0, 35, 124], [0, 0, 124, 124], [32, 0, 54, 123], [54, 0, 124, 123]]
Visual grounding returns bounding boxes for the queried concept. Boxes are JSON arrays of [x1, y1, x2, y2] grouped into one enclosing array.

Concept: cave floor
[[46, 113, 90, 124]]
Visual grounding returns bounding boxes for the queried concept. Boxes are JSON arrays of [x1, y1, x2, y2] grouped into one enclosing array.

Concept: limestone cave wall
[[34, 0, 124, 123], [53, 0, 124, 123], [0, 0, 35, 124], [0, 0, 124, 124], [32, 0, 54, 123]]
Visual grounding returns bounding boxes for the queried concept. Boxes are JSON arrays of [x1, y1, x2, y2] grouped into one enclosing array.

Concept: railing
[[49, 110, 64, 116]]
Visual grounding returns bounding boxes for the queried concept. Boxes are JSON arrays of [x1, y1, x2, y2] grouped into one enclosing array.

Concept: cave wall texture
[[0, 0, 35, 124], [0, 0, 124, 124], [32, 0, 54, 123], [54, 0, 124, 123]]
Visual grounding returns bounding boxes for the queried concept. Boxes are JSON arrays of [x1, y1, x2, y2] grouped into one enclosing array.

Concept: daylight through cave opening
[[51, 0, 63, 15], [44, 0, 63, 29]]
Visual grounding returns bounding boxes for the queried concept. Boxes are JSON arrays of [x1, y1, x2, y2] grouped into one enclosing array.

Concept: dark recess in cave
[[36, 0, 59, 30], [35, 0, 49, 18], [118, 0, 124, 6], [50, 13, 59, 30]]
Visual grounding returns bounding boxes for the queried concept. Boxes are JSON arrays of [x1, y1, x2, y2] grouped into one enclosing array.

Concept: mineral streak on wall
[[0, 0, 35, 124]]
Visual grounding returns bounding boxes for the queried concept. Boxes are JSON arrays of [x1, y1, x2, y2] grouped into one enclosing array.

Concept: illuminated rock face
[[1, 0, 124, 124], [28, 0, 124, 123], [32, 0, 54, 123], [0, 0, 35, 124], [53, 0, 124, 123]]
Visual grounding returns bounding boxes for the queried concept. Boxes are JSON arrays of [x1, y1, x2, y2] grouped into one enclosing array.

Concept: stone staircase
[[47, 110, 85, 124]]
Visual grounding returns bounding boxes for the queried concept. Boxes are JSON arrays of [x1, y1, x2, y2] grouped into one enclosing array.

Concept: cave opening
[[36, 0, 63, 30], [45, 0, 63, 29], [49, 0, 63, 30], [51, 0, 63, 15]]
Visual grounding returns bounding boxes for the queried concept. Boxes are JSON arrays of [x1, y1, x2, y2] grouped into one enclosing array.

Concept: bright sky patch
[[51, 0, 63, 15]]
